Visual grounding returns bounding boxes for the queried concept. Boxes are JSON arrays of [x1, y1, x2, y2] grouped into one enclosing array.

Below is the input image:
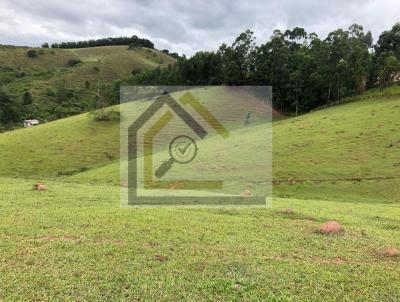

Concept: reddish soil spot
[[155, 255, 168, 262], [33, 183, 47, 191], [240, 190, 252, 196], [280, 208, 294, 215], [319, 221, 344, 235], [381, 247, 399, 258]]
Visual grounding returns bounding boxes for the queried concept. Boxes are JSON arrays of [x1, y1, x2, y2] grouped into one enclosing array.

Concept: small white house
[[23, 119, 40, 128]]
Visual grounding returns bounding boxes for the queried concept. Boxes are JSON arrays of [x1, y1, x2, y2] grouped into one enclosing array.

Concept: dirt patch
[[312, 256, 347, 265], [240, 190, 252, 196], [95, 238, 126, 245], [380, 247, 399, 258], [120, 181, 128, 188], [278, 209, 316, 221], [155, 255, 168, 262], [33, 182, 47, 191], [146, 241, 159, 248], [273, 176, 400, 184], [36, 235, 78, 242], [318, 221, 344, 235], [280, 208, 294, 215], [268, 255, 348, 265]]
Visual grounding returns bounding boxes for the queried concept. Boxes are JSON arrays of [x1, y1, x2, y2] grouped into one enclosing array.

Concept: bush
[[56, 167, 88, 176], [131, 68, 141, 76], [89, 109, 120, 121], [26, 50, 38, 58], [55, 86, 74, 104], [67, 59, 81, 67], [0, 90, 21, 127], [45, 87, 56, 97], [23, 92, 33, 105]]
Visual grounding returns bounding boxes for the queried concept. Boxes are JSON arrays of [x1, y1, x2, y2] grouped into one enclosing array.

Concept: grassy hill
[[71, 92, 400, 202], [0, 87, 274, 178], [0, 87, 399, 202], [0, 45, 175, 122]]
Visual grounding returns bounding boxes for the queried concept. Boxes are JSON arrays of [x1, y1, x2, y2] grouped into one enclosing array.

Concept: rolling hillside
[[0, 45, 176, 122], [0, 87, 274, 178], [0, 87, 399, 202], [70, 93, 400, 202], [71, 90, 400, 202]]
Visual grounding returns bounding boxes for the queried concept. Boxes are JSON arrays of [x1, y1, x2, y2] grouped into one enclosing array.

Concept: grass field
[[0, 87, 399, 300], [1, 177, 399, 301]]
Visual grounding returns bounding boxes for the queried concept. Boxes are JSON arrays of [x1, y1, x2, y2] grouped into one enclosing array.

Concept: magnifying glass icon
[[155, 135, 198, 178]]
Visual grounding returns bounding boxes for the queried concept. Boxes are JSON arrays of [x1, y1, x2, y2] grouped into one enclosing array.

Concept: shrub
[[23, 92, 33, 105], [26, 50, 38, 58], [89, 109, 120, 121], [45, 87, 56, 97], [67, 59, 81, 67], [131, 68, 141, 76], [55, 86, 74, 103], [56, 167, 88, 176]]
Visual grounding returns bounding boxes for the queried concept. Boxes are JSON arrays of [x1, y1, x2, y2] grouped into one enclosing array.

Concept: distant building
[[23, 119, 40, 128]]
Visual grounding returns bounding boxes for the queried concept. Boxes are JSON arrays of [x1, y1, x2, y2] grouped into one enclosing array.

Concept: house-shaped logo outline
[[126, 90, 266, 206]]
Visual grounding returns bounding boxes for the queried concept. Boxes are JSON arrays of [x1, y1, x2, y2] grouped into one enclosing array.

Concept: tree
[[0, 90, 21, 127], [375, 23, 400, 59], [23, 92, 33, 105], [124, 24, 400, 113], [41, 43, 49, 48], [218, 30, 257, 85], [26, 50, 38, 58], [378, 55, 400, 88]]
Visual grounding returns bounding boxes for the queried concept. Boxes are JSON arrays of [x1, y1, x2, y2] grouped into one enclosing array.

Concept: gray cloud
[[0, 0, 399, 55]]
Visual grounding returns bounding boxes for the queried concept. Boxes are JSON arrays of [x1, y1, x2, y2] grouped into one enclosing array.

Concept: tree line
[[130, 23, 400, 113], [44, 35, 154, 49], [2, 24, 400, 129]]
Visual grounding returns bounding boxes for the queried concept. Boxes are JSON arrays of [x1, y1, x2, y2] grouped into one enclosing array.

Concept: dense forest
[[1, 23, 400, 129], [130, 23, 400, 113], [46, 35, 154, 49]]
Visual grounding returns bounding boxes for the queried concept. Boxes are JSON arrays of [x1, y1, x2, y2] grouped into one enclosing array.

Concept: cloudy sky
[[0, 0, 399, 55]]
